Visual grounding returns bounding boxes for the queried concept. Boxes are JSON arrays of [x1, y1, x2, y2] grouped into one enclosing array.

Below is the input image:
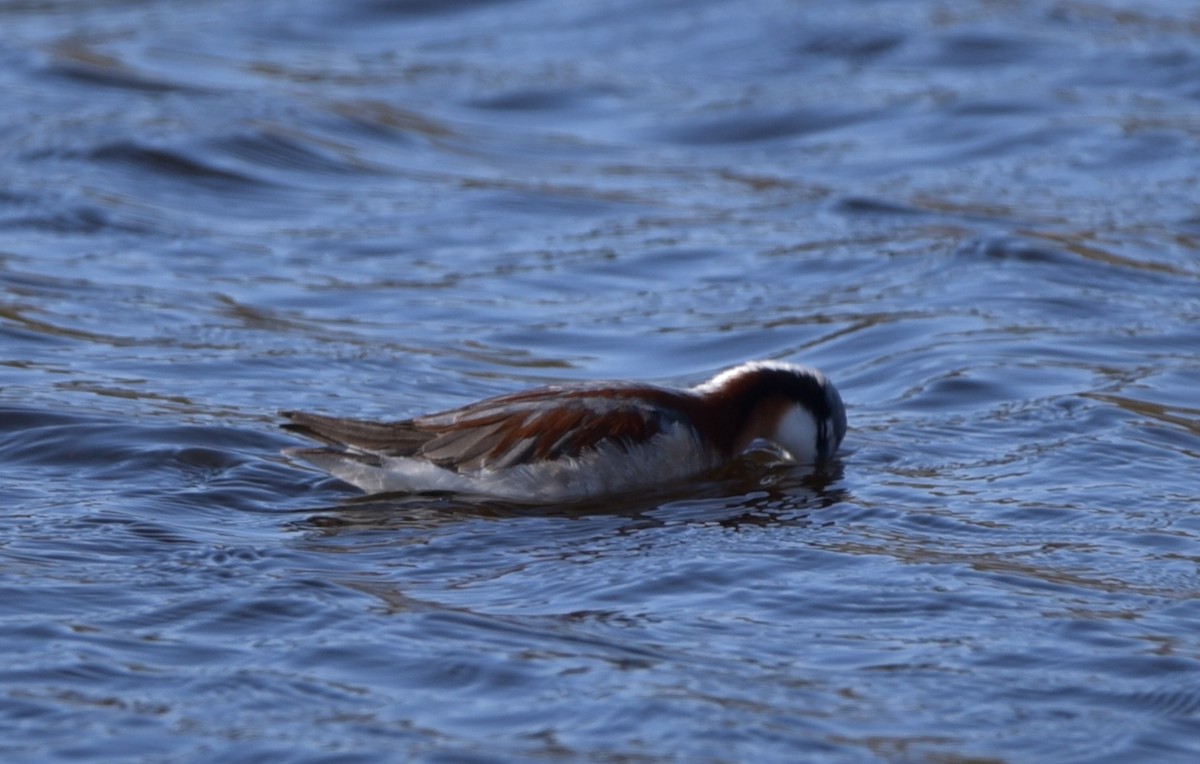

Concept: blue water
[[3, 1, 1200, 761]]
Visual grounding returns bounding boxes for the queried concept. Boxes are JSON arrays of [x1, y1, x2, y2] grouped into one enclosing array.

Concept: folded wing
[[282, 384, 688, 473]]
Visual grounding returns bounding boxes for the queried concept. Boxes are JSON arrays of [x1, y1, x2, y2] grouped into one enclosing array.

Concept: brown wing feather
[[412, 385, 690, 472], [279, 411, 431, 454], [282, 383, 695, 473]]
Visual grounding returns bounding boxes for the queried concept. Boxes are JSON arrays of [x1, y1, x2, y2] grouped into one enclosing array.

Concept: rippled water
[[3, 0, 1200, 761]]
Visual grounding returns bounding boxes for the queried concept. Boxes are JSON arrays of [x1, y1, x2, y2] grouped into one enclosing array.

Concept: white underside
[[294, 421, 724, 503]]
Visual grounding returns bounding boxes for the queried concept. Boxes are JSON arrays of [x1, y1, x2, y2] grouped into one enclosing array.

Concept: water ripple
[[4, 0, 1200, 761]]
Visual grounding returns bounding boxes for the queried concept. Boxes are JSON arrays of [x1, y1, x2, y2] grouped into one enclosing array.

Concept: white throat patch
[[774, 405, 819, 463]]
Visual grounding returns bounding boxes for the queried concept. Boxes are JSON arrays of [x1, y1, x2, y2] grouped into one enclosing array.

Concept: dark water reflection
[[3, 0, 1200, 761]]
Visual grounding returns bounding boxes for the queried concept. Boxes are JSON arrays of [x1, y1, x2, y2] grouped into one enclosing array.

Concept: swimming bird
[[280, 360, 846, 502]]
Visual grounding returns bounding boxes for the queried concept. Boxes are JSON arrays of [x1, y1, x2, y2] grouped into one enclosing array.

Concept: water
[[2, 0, 1199, 761]]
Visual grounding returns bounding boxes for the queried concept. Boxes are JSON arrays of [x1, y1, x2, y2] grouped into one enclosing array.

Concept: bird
[[280, 360, 846, 502]]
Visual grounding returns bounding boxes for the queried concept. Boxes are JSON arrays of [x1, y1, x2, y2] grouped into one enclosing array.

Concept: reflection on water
[[2, 0, 1200, 761]]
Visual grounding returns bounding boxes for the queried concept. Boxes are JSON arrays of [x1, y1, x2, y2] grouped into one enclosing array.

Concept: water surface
[[2, 1, 1200, 761]]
